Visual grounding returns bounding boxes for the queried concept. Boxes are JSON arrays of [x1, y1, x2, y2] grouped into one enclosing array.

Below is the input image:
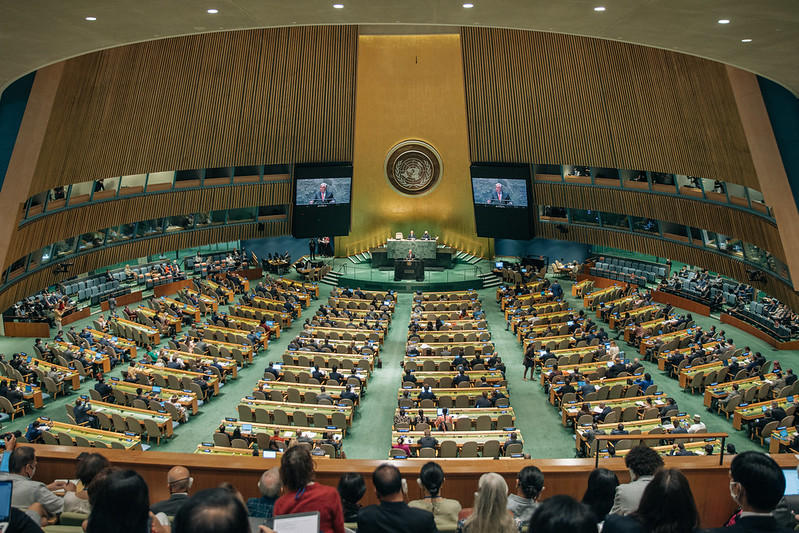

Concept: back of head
[[258, 468, 282, 499], [729, 451, 785, 512], [372, 464, 402, 499], [337, 472, 366, 504], [8, 447, 35, 474], [87, 469, 150, 533], [528, 495, 597, 533], [77, 453, 109, 487], [280, 445, 315, 492], [634, 468, 699, 533], [517, 466, 545, 500], [466, 473, 515, 532], [581, 468, 619, 522], [173, 488, 250, 533], [624, 445, 664, 478], [418, 462, 445, 497]]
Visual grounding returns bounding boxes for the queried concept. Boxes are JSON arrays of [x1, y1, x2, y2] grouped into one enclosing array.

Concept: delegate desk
[[305, 326, 385, 343], [572, 280, 592, 297], [238, 399, 353, 428], [0, 378, 44, 408], [276, 277, 319, 298], [223, 314, 282, 339], [609, 304, 661, 330], [281, 350, 374, 371], [561, 394, 668, 427], [406, 341, 494, 356], [769, 427, 799, 454], [733, 397, 796, 430], [252, 296, 301, 317], [256, 381, 356, 405], [137, 306, 182, 333], [162, 349, 238, 379], [184, 289, 219, 312], [575, 415, 691, 455], [678, 356, 754, 389], [39, 419, 142, 449], [51, 342, 112, 374], [416, 290, 478, 302], [157, 297, 201, 322], [387, 238, 438, 259], [397, 387, 509, 407], [219, 420, 344, 442], [501, 291, 554, 311], [111, 380, 199, 414], [622, 316, 672, 343], [136, 364, 221, 396], [274, 365, 369, 388], [597, 295, 639, 320], [703, 374, 777, 408], [410, 330, 490, 343], [329, 297, 397, 312], [200, 280, 235, 303], [497, 279, 547, 302], [89, 400, 175, 437], [196, 445, 264, 457], [393, 407, 515, 429], [110, 318, 161, 345], [391, 430, 523, 453], [230, 304, 292, 329], [655, 341, 721, 371], [522, 334, 576, 353], [194, 324, 266, 353], [606, 437, 724, 459], [86, 329, 138, 358], [583, 286, 625, 309], [550, 375, 644, 405], [409, 370, 505, 387], [639, 329, 696, 356], [31, 358, 80, 390], [402, 355, 501, 372]]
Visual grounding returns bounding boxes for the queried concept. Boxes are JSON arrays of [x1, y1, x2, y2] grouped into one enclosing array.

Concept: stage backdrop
[[337, 34, 492, 258]]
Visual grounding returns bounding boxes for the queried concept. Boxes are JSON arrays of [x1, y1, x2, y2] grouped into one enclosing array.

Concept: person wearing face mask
[[0, 446, 73, 523], [706, 451, 794, 533]]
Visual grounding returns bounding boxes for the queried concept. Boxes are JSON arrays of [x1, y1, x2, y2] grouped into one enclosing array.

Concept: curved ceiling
[[2, 0, 799, 96]]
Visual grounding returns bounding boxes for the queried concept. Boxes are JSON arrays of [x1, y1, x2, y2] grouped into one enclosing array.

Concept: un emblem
[[384, 140, 442, 196]]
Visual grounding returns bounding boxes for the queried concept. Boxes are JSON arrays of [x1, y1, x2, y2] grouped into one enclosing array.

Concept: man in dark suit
[[358, 464, 436, 533], [417, 429, 438, 450], [94, 376, 113, 401], [706, 451, 794, 533], [309, 182, 335, 205], [487, 182, 512, 205], [151, 466, 193, 516]]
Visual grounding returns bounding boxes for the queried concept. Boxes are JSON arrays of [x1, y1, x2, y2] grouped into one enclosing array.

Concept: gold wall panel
[[536, 223, 799, 311], [338, 34, 490, 257], [533, 183, 785, 262], [461, 28, 758, 188], [5, 182, 291, 267], [0, 220, 286, 312], [28, 26, 357, 194]]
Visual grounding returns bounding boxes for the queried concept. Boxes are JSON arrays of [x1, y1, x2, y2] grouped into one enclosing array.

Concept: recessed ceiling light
[[718, 19, 730, 24], [207, 8, 218, 14], [463, 3, 474, 8], [333, 3, 344, 8], [741, 38, 752, 43], [594, 7, 606, 12], [85, 16, 97, 21]]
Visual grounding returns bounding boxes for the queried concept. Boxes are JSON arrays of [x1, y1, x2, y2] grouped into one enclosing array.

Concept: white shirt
[[687, 421, 706, 433]]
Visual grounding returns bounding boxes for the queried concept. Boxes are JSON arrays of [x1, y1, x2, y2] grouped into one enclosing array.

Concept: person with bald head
[[246, 467, 282, 518], [151, 465, 193, 516]]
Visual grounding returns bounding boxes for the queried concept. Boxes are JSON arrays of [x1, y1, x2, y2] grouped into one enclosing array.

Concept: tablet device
[[152, 386, 162, 393], [0, 480, 13, 523], [262, 450, 277, 459], [272, 511, 321, 533]]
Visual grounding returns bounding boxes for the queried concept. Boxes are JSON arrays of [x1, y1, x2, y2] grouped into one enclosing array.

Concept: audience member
[[87, 468, 167, 533], [603, 468, 699, 533], [274, 445, 344, 533], [173, 487, 254, 533], [457, 473, 517, 533], [0, 447, 70, 521], [338, 472, 366, 524], [408, 462, 462, 530], [63, 453, 108, 514], [527, 495, 597, 533], [506, 465, 544, 523], [581, 467, 619, 524], [151, 465, 193, 516], [246, 468, 281, 519], [358, 464, 436, 533], [609, 445, 664, 515]]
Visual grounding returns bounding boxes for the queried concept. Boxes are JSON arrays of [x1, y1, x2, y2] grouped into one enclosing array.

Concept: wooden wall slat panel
[[533, 183, 785, 262], [29, 26, 357, 193], [535, 222, 799, 310], [6, 182, 291, 265], [0, 220, 288, 312], [461, 28, 758, 187]]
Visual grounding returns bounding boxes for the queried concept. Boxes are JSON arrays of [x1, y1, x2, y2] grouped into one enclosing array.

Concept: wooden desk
[[51, 342, 112, 374], [39, 419, 142, 449], [572, 280, 592, 297], [137, 306, 181, 333], [86, 328, 138, 358], [31, 358, 80, 390], [562, 394, 668, 427], [703, 374, 776, 408], [397, 387, 509, 407], [111, 381, 199, 414], [0, 377, 44, 408], [158, 297, 201, 322], [500, 290, 553, 311], [410, 371, 505, 386], [238, 399, 353, 428], [162, 349, 238, 379], [194, 324, 264, 354], [575, 415, 691, 454], [89, 400, 175, 437], [305, 326, 385, 344], [275, 276, 319, 298], [678, 356, 754, 389], [184, 289, 219, 312], [3, 321, 50, 338], [252, 296, 301, 318], [640, 329, 696, 356], [391, 430, 524, 452], [733, 396, 796, 430], [274, 365, 368, 387], [406, 341, 494, 355], [656, 341, 721, 371], [584, 285, 624, 309], [652, 290, 711, 316], [111, 317, 161, 345], [256, 381, 356, 405], [136, 364, 220, 396], [100, 290, 143, 311], [230, 304, 292, 328], [195, 445, 266, 457], [281, 350, 374, 371], [496, 280, 546, 302], [393, 407, 515, 428], [219, 420, 344, 442]]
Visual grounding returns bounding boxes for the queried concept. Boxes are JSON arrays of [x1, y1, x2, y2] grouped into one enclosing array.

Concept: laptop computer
[[272, 511, 321, 533], [0, 479, 13, 525]]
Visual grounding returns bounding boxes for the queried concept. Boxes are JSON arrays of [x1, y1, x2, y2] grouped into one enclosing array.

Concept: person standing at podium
[[407, 249, 416, 260], [487, 182, 512, 205]]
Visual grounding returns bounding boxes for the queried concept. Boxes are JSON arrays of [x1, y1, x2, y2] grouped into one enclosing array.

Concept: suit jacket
[[705, 514, 794, 533], [151, 493, 190, 516], [312, 190, 335, 204], [358, 501, 437, 533], [488, 189, 512, 205], [773, 494, 799, 529], [610, 476, 654, 516]]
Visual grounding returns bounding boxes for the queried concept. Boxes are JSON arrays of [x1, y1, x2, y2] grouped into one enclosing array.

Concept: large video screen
[[292, 163, 353, 238], [471, 178, 529, 208], [471, 164, 533, 240]]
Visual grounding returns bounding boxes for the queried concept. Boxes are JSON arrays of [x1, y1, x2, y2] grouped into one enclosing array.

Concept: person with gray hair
[[247, 468, 281, 519], [310, 182, 335, 204], [459, 472, 518, 533], [488, 183, 512, 205]]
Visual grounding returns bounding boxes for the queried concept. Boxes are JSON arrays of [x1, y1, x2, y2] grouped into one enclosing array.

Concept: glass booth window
[[107, 223, 136, 244], [136, 218, 164, 238], [570, 208, 599, 225]]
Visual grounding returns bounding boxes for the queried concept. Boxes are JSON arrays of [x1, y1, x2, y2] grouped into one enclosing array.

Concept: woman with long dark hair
[[581, 467, 620, 524]]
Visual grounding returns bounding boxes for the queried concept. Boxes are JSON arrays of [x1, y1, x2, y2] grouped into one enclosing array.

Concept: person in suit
[[608, 445, 664, 516], [408, 230, 416, 240], [151, 466, 193, 516], [94, 376, 113, 402], [358, 464, 436, 533], [594, 402, 612, 423], [406, 249, 415, 260], [309, 182, 335, 204], [774, 464, 799, 528], [417, 429, 438, 450], [421, 231, 431, 240], [707, 452, 794, 533], [487, 182, 512, 205]]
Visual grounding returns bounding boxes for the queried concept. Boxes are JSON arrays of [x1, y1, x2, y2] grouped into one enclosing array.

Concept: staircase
[[454, 250, 482, 265], [348, 250, 372, 264], [480, 271, 503, 289], [321, 269, 341, 287]]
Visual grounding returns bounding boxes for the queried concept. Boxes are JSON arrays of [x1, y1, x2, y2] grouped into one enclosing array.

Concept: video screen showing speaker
[[471, 164, 533, 239], [292, 163, 353, 238]]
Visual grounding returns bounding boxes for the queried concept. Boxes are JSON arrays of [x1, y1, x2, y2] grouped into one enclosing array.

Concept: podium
[[394, 259, 424, 281]]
